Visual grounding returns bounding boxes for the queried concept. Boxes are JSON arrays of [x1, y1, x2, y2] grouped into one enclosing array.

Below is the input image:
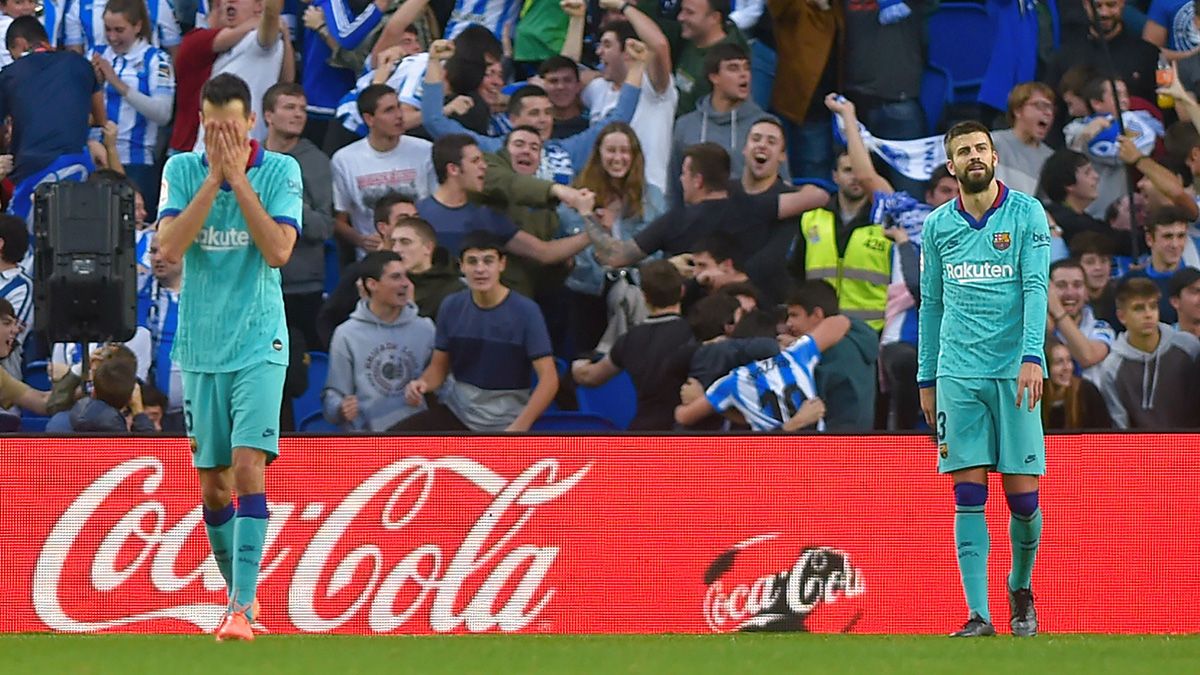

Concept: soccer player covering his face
[[155, 73, 301, 642], [918, 121, 1051, 638]]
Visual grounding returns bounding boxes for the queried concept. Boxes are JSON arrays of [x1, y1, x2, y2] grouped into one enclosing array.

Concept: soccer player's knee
[[200, 483, 232, 510], [1005, 490, 1039, 517], [953, 482, 988, 507]]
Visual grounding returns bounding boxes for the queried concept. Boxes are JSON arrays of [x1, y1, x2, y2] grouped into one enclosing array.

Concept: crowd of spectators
[[1, 0, 1199, 433]]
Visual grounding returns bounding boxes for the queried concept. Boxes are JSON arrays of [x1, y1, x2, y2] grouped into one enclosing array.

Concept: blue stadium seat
[[22, 360, 50, 391], [20, 415, 49, 432], [926, 3, 995, 104], [292, 351, 329, 424], [323, 239, 340, 297], [530, 411, 619, 431], [920, 65, 952, 134], [576, 370, 637, 430], [298, 410, 340, 432]]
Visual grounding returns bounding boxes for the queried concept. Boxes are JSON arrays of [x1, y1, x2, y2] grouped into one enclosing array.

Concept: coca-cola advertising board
[[2, 434, 1197, 635]]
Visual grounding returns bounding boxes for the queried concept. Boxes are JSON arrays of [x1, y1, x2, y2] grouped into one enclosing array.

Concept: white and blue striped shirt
[[705, 334, 825, 431], [90, 40, 175, 166], [41, 0, 72, 47], [0, 266, 34, 347], [65, 0, 181, 52], [443, 0, 520, 40], [337, 52, 427, 135]]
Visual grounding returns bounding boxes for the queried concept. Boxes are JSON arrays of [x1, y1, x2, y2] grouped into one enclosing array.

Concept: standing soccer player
[[156, 73, 301, 642], [918, 121, 1050, 638]]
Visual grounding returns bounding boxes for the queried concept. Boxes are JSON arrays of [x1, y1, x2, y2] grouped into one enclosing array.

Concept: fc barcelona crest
[[992, 232, 1012, 251]]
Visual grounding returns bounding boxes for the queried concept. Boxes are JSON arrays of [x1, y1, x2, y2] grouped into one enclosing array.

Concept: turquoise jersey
[[158, 143, 303, 373], [917, 183, 1051, 384]]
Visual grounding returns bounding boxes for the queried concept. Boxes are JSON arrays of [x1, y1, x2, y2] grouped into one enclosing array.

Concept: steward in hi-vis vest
[[789, 206, 892, 331]]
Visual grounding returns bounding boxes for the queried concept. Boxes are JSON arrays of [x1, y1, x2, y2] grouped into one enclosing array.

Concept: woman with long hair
[[90, 0, 175, 216], [559, 122, 666, 354], [1042, 338, 1112, 430]]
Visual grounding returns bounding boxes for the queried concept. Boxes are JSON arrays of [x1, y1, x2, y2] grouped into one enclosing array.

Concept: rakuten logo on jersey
[[944, 262, 1015, 283], [32, 456, 590, 634], [196, 228, 251, 250]]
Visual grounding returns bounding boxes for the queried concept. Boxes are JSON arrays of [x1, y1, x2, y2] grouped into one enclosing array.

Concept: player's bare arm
[[581, 213, 647, 268], [218, 123, 298, 268], [156, 121, 227, 264]]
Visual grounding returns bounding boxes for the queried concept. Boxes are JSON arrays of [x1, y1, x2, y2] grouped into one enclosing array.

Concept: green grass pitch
[[3, 634, 1199, 675]]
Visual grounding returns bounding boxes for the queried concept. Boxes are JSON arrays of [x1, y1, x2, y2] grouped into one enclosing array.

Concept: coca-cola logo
[[33, 455, 591, 633], [702, 534, 866, 633]]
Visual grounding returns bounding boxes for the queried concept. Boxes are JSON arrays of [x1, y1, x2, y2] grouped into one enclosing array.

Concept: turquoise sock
[[202, 503, 236, 592], [1008, 508, 1042, 592], [955, 505, 991, 622], [232, 493, 269, 621]]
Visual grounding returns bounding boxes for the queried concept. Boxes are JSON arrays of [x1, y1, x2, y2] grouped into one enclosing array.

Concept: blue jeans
[[784, 116, 834, 183], [863, 99, 927, 196], [748, 40, 776, 113]]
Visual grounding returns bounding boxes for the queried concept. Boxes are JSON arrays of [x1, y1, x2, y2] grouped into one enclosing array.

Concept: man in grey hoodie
[[323, 251, 435, 431], [1090, 277, 1200, 428], [264, 82, 335, 352], [667, 42, 787, 207]]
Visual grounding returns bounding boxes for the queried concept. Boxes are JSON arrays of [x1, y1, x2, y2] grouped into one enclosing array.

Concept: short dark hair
[[1069, 230, 1116, 258], [1146, 206, 1192, 235], [393, 216, 438, 246], [1039, 149, 1090, 203], [682, 143, 730, 191], [0, 215, 28, 265], [718, 281, 761, 308], [925, 165, 953, 192], [598, 19, 637, 46], [459, 230, 506, 258], [704, 0, 731, 21], [505, 125, 542, 146], [263, 81, 306, 113], [0, 298, 14, 321], [695, 231, 743, 269], [1115, 276, 1161, 306], [372, 191, 416, 227], [201, 73, 252, 114], [537, 55, 578, 79], [359, 250, 403, 291], [703, 42, 749, 80], [507, 85, 549, 118], [786, 280, 840, 316], [730, 308, 779, 339], [688, 293, 740, 341], [93, 358, 137, 411], [639, 260, 684, 308], [1057, 64, 1096, 99], [942, 120, 994, 158], [748, 116, 785, 139], [6, 16, 47, 49], [432, 134, 477, 183], [1165, 120, 1200, 163], [1080, 73, 1122, 105], [1049, 258, 1085, 279], [140, 383, 168, 411], [358, 83, 396, 118]]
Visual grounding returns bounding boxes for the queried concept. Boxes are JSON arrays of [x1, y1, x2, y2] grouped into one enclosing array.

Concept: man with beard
[[991, 82, 1056, 197], [786, 95, 893, 331], [918, 121, 1050, 639], [1043, 0, 1158, 103]]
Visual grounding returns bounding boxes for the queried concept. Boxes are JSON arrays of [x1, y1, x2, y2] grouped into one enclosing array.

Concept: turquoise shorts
[[182, 363, 287, 469], [934, 377, 1045, 476]]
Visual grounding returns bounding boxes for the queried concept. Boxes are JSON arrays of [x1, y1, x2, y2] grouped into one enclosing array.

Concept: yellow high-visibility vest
[[801, 209, 892, 330]]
